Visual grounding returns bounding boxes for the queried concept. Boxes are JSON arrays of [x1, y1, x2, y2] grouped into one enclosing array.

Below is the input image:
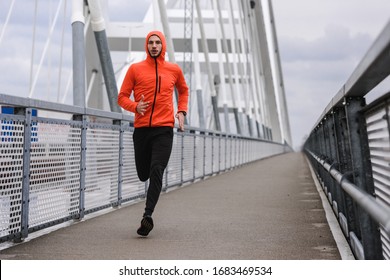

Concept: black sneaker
[[137, 216, 154, 236]]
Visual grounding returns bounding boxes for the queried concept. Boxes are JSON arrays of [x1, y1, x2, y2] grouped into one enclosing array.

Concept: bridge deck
[[0, 152, 350, 260]]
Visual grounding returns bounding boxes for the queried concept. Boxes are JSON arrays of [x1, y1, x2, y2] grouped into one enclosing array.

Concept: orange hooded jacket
[[118, 30, 189, 128]]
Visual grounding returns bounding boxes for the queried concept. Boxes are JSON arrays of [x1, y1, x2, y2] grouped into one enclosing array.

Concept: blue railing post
[[192, 131, 196, 181], [115, 119, 124, 207], [212, 132, 215, 174], [181, 132, 184, 183], [73, 114, 87, 220], [201, 131, 205, 178], [217, 134, 221, 173], [224, 134, 228, 170], [16, 107, 33, 242]]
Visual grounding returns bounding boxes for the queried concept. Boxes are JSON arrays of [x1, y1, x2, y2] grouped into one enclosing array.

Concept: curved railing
[[304, 20, 390, 260]]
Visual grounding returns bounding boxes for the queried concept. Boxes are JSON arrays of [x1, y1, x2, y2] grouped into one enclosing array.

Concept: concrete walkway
[[0, 152, 347, 260]]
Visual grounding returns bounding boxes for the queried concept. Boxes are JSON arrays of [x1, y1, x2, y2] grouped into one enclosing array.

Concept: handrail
[[307, 151, 390, 235], [0, 92, 133, 121], [0, 92, 288, 143]]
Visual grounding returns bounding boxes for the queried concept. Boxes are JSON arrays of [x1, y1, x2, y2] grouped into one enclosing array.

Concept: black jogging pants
[[133, 126, 173, 217]]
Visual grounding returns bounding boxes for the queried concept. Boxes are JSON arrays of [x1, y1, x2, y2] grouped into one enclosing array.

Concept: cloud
[[0, 34, 72, 99], [0, 56, 30, 97], [280, 25, 373, 63], [272, 0, 390, 148], [277, 22, 383, 148], [105, 0, 152, 22]]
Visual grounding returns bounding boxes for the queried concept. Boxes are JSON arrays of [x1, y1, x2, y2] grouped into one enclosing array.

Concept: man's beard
[[149, 50, 161, 57]]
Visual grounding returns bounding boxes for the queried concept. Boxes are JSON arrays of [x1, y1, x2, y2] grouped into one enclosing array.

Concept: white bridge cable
[[234, 1, 255, 125], [29, 0, 38, 94], [86, 70, 98, 104], [215, 0, 240, 112], [195, 0, 220, 130], [0, 0, 16, 47], [28, 0, 63, 98], [238, 1, 263, 132], [46, 0, 53, 101], [212, 0, 230, 133], [246, 1, 270, 133], [266, 0, 292, 145], [228, 0, 250, 128], [56, 0, 68, 103]]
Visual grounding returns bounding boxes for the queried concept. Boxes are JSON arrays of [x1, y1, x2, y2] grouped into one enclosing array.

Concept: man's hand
[[175, 111, 186, 132], [136, 95, 149, 115]]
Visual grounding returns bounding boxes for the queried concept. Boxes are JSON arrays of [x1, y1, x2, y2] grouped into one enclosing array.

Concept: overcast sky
[[1, 0, 390, 149], [271, 0, 390, 148]]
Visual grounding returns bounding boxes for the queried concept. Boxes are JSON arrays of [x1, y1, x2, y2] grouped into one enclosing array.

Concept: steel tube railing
[[308, 151, 390, 235]]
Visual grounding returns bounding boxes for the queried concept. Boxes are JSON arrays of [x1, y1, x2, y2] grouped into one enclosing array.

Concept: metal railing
[[304, 20, 390, 260], [0, 93, 289, 244]]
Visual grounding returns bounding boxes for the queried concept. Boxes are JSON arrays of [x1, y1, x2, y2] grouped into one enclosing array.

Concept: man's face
[[148, 35, 162, 57]]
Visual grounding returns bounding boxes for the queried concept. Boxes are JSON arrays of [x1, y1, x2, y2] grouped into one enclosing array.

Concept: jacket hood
[[145, 30, 166, 62]]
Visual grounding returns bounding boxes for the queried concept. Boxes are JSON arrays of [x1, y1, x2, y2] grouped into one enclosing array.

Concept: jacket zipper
[[149, 58, 159, 127]]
